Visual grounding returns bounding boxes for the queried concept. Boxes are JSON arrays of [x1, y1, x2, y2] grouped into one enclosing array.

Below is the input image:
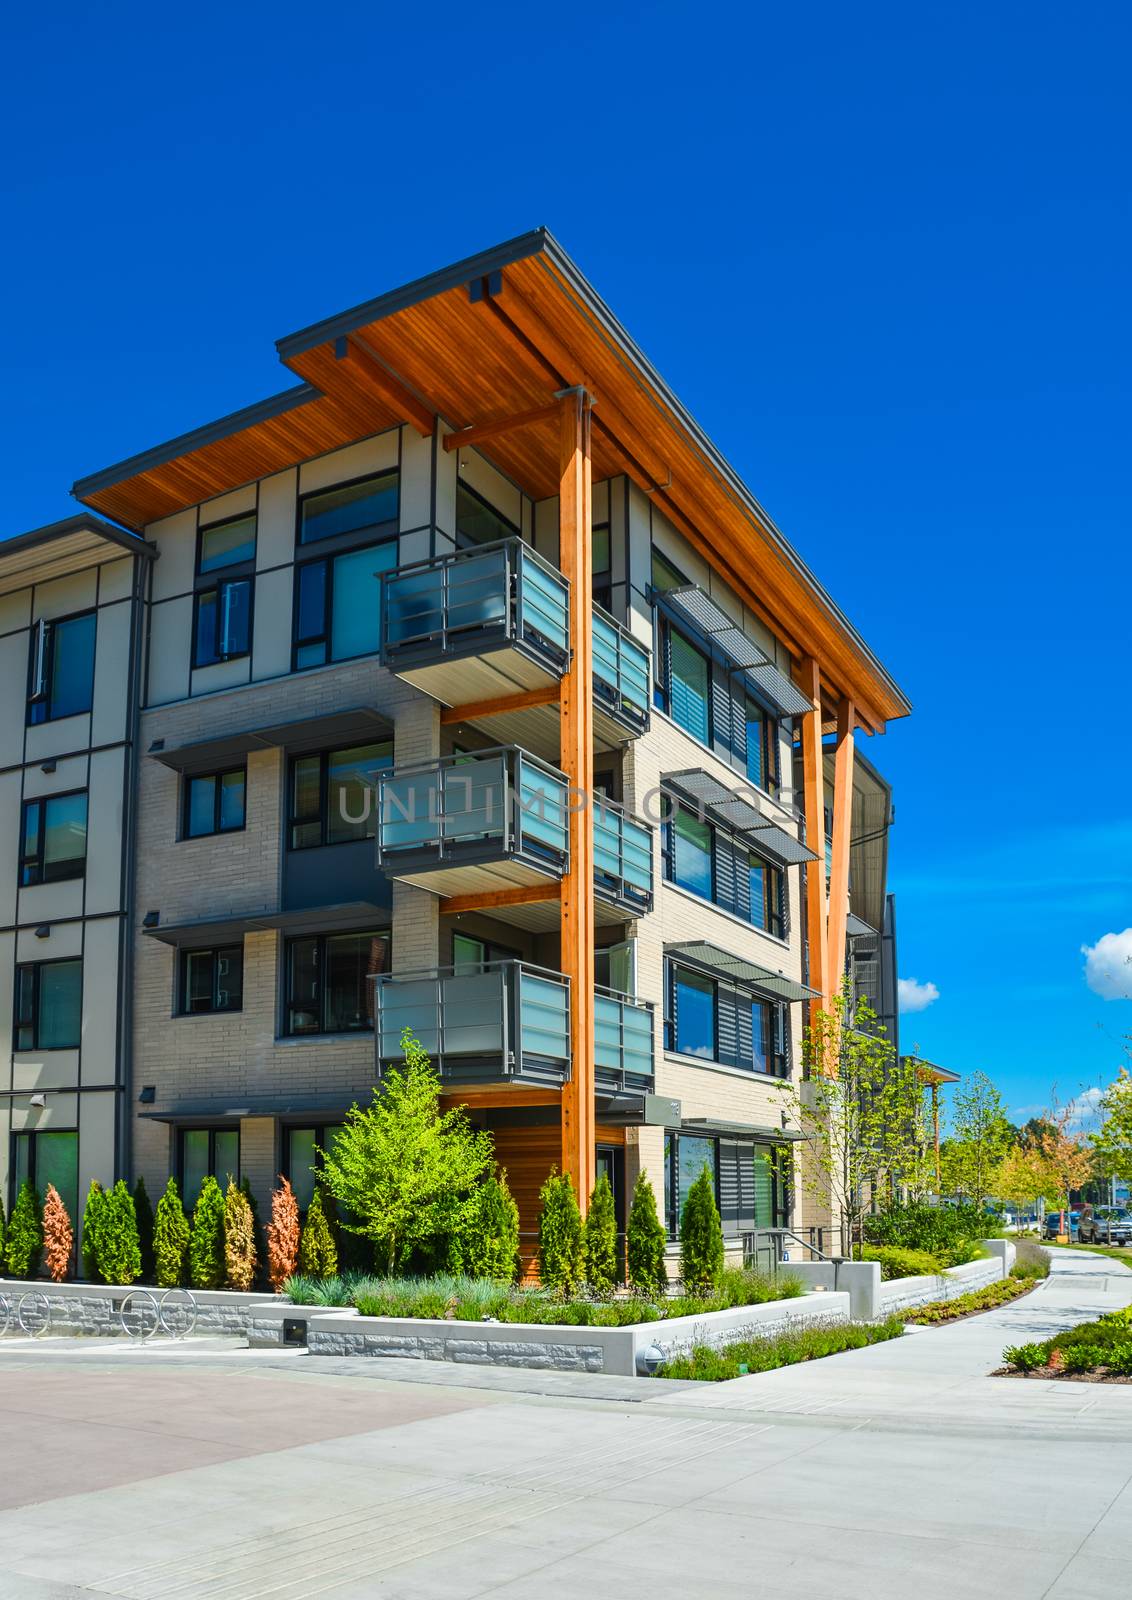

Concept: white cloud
[[898, 977, 940, 1014], [1082, 929, 1132, 1001], [1064, 1087, 1104, 1132]]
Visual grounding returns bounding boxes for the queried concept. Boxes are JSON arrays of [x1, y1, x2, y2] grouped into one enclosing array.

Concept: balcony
[[381, 539, 649, 753], [372, 961, 655, 1096], [375, 750, 653, 928]]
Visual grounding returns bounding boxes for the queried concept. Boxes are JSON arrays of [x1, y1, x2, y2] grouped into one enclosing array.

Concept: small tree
[[626, 1171, 668, 1293], [459, 1172, 520, 1282], [1093, 1068, 1132, 1191], [584, 1173, 618, 1295], [154, 1177, 191, 1287], [80, 1180, 105, 1281], [537, 1170, 584, 1295], [133, 1178, 155, 1283], [298, 1186, 339, 1279], [6, 1181, 42, 1279], [942, 1070, 1012, 1207], [992, 1144, 1060, 1224], [98, 1181, 142, 1286], [320, 1029, 493, 1272], [679, 1166, 724, 1293], [42, 1185, 73, 1282], [266, 1178, 301, 1291], [189, 1176, 226, 1290], [1037, 1097, 1095, 1232], [223, 1180, 258, 1292]]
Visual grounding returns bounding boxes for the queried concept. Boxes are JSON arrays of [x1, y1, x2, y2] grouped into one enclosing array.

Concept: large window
[[284, 930, 390, 1035], [180, 1127, 239, 1203], [14, 958, 82, 1050], [27, 612, 96, 725], [300, 471, 399, 545], [657, 624, 710, 743], [670, 967, 715, 1059], [20, 792, 87, 885], [12, 1129, 78, 1227], [665, 960, 788, 1077], [289, 742, 392, 849], [293, 542, 397, 669], [284, 1124, 346, 1212], [455, 483, 517, 549], [663, 1132, 785, 1237], [180, 945, 243, 1015], [663, 802, 786, 939], [666, 807, 713, 899], [183, 768, 246, 838]]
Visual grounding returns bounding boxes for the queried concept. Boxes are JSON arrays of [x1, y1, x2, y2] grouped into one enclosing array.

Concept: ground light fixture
[[636, 1343, 665, 1376]]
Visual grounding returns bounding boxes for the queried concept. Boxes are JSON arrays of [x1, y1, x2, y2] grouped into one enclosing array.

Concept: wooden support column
[[798, 657, 828, 1033], [826, 694, 856, 1014], [558, 387, 595, 1211]]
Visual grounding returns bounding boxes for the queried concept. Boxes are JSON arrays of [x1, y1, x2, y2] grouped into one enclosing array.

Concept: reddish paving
[[0, 1368, 484, 1510]]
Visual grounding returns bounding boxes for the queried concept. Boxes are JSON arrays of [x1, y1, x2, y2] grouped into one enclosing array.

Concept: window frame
[[26, 609, 97, 726], [282, 1123, 346, 1212], [19, 789, 88, 886], [665, 962, 718, 1060], [297, 468, 400, 550], [14, 956, 83, 1051], [663, 1131, 788, 1237], [291, 538, 397, 672], [664, 958, 789, 1078], [454, 479, 519, 550], [178, 943, 245, 1016], [181, 767, 247, 840], [195, 510, 258, 578], [655, 617, 712, 743], [287, 741, 392, 851], [192, 574, 254, 669], [282, 928, 390, 1037], [10, 1127, 79, 1223], [178, 1126, 240, 1198]]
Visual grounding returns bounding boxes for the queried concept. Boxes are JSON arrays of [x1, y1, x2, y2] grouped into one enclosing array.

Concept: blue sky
[[2, 2, 1128, 1123]]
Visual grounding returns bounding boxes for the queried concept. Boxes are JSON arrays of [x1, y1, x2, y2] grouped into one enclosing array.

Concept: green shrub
[[584, 1174, 618, 1296], [863, 1202, 989, 1254], [80, 1180, 105, 1281], [679, 1167, 724, 1294], [0, 1192, 6, 1271], [5, 1181, 42, 1279], [906, 1276, 1034, 1324], [859, 1244, 942, 1281], [537, 1171, 584, 1295], [458, 1173, 519, 1282], [1104, 1342, 1132, 1376], [1061, 1344, 1098, 1375], [188, 1177, 226, 1290], [937, 1240, 987, 1268], [223, 1180, 258, 1292], [240, 1178, 266, 1288], [98, 1181, 142, 1285], [1003, 1342, 1049, 1372], [298, 1187, 339, 1280], [655, 1316, 904, 1381], [626, 1171, 667, 1293], [133, 1178, 155, 1283], [154, 1178, 191, 1287]]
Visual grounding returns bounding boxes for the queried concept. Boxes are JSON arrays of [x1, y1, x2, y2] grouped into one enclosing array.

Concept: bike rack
[[0, 1293, 11, 1338], [158, 1289, 198, 1341], [17, 1291, 51, 1338], [118, 1290, 161, 1341]]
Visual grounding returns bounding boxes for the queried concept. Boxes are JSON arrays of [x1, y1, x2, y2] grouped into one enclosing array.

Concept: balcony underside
[[387, 857, 635, 932]]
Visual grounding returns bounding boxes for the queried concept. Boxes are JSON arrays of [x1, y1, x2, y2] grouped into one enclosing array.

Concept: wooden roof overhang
[[73, 229, 909, 733], [0, 514, 154, 595]]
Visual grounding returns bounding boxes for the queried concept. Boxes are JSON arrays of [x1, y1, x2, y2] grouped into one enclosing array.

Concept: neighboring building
[[7, 230, 909, 1265], [0, 517, 153, 1226]]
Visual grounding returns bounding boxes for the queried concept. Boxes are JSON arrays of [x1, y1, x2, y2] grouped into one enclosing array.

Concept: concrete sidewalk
[[0, 1249, 1128, 1599]]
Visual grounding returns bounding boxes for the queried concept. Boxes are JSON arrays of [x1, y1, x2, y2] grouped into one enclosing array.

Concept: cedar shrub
[[80, 1180, 105, 1282], [223, 1180, 258, 1292], [154, 1177, 191, 1287], [188, 1176, 226, 1290], [584, 1173, 618, 1295], [42, 1184, 73, 1282], [6, 1181, 43, 1279], [680, 1166, 724, 1294], [627, 1171, 668, 1294], [266, 1178, 301, 1291], [98, 1180, 142, 1286], [133, 1177, 156, 1283], [298, 1186, 338, 1279], [537, 1170, 584, 1296]]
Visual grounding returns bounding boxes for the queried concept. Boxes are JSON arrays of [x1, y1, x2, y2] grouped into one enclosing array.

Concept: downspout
[[116, 550, 149, 1182]]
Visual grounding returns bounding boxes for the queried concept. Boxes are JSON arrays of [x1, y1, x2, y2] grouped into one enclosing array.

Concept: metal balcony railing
[[592, 604, 650, 733], [593, 797, 653, 912], [374, 748, 569, 874], [382, 538, 569, 675]]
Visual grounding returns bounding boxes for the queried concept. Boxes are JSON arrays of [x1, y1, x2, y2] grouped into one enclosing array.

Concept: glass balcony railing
[[595, 986, 655, 1092], [382, 538, 569, 677], [592, 604, 651, 735], [375, 748, 569, 877], [593, 798, 653, 913]]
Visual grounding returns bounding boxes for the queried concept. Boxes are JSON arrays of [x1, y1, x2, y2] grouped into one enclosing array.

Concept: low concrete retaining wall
[[0, 1277, 278, 1337], [781, 1240, 1016, 1322], [302, 1290, 851, 1376]]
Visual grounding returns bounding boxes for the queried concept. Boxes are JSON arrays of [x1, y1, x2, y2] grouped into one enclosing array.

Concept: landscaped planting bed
[[905, 1277, 1035, 1325], [999, 1306, 1132, 1381], [652, 1316, 905, 1381]]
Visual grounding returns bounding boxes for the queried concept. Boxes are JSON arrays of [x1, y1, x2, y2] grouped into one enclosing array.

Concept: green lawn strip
[[904, 1275, 1035, 1326], [1001, 1304, 1132, 1379], [652, 1316, 905, 1381], [283, 1265, 809, 1325], [1045, 1243, 1132, 1269]]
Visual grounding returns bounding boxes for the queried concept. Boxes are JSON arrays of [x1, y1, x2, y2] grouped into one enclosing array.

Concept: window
[[194, 577, 252, 667], [300, 471, 399, 545], [455, 482, 517, 549], [293, 542, 397, 669], [751, 997, 773, 1074], [14, 958, 82, 1050], [592, 523, 612, 610], [669, 967, 715, 1059], [745, 699, 779, 792], [20, 792, 87, 885], [183, 769, 246, 838], [180, 945, 243, 1014], [666, 807, 713, 898], [199, 513, 256, 574], [180, 1127, 239, 1203], [12, 1129, 78, 1226], [289, 742, 392, 849], [663, 1132, 786, 1236], [748, 854, 786, 939], [452, 933, 519, 972], [663, 1132, 717, 1235], [657, 624, 710, 743], [27, 612, 96, 725], [284, 1124, 346, 1211], [284, 930, 390, 1035]]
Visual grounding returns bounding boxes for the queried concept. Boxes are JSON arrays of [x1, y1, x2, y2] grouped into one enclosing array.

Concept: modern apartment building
[[6, 230, 910, 1264]]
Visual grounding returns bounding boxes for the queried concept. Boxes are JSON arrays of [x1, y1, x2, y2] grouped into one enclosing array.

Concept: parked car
[[1043, 1211, 1079, 1239], [1077, 1208, 1132, 1246]]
